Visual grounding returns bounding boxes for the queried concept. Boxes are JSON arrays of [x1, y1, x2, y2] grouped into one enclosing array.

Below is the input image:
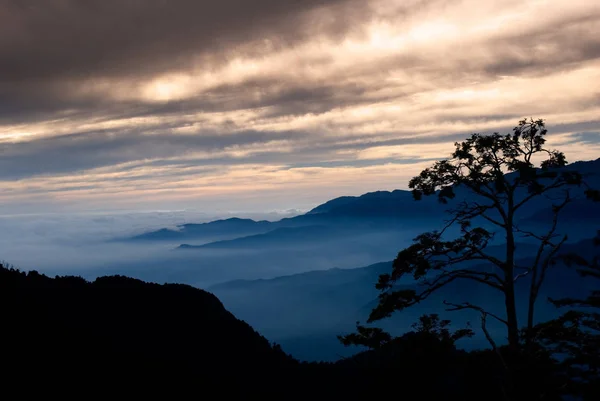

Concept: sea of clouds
[[0, 208, 302, 279]]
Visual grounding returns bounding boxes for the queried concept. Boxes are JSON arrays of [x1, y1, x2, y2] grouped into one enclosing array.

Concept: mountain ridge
[[122, 158, 600, 246], [210, 235, 600, 361]]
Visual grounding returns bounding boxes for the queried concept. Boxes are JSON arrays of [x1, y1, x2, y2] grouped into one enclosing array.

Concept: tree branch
[[424, 268, 504, 291], [526, 191, 571, 333], [453, 200, 506, 228], [443, 300, 508, 326], [514, 270, 530, 283], [535, 235, 568, 296], [481, 313, 512, 401], [468, 246, 506, 271], [462, 180, 509, 223], [513, 179, 572, 212]]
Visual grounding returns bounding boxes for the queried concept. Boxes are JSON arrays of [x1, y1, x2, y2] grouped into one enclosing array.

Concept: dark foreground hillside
[[0, 265, 564, 400], [0, 266, 299, 398]]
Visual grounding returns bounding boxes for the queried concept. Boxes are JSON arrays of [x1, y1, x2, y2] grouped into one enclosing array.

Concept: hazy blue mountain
[[94, 159, 600, 316], [84, 226, 423, 289], [529, 199, 600, 221], [305, 190, 443, 220], [176, 224, 408, 251], [124, 193, 442, 245], [122, 159, 600, 246], [306, 195, 361, 214], [516, 198, 600, 242], [210, 237, 599, 361], [178, 225, 340, 249], [126, 217, 275, 242], [98, 159, 600, 348], [210, 261, 391, 361]]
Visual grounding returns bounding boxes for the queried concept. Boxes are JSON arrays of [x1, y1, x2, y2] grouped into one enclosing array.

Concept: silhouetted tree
[[343, 119, 593, 348], [340, 118, 597, 400], [335, 314, 479, 399], [411, 313, 475, 343], [338, 313, 473, 350]]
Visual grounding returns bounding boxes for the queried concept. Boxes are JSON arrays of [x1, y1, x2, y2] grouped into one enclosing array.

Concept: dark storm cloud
[[1, 0, 598, 123], [482, 13, 600, 77], [0, 0, 363, 82], [0, 0, 368, 121], [1, 0, 600, 212]]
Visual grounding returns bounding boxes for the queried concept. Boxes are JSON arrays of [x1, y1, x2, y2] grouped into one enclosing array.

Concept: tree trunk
[[505, 219, 520, 352], [525, 273, 538, 349], [503, 221, 520, 401], [504, 282, 519, 350]]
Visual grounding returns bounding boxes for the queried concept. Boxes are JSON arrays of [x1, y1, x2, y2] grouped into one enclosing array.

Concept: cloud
[[0, 0, 363, 80], [1, 0, 599, 213]]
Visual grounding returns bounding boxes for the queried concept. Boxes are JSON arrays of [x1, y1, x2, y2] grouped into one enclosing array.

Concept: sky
[[1, 0, 600, 215]]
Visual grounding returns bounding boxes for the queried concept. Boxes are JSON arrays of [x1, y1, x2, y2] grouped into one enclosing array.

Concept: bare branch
[[514, 270, 530, 283], [452, 200, 506, 228], [462, 179, 509, 223], [479, 211, 506, 228], [535, 235, 568, 296], [423, 267, 504, 291], [443, 300, 508, 326], [480, 313, 507, 365], [468, 246, 506, 271], [525, 191, 572, 333], [513, 179, 572, 212], [482, 314, 513, 401]]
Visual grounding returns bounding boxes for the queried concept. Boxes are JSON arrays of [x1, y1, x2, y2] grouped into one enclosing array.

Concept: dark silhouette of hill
[[0, 266, 296, 399]]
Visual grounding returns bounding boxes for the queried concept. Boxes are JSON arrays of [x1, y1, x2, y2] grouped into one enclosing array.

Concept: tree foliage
[[338, 313, 473, 350]]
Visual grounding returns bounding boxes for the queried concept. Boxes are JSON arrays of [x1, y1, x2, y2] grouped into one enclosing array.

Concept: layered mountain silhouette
[[125, 159, 600, 249], [94, 159, 600, 362], [210, 237, 600, 361], [105, 159, 600, 290], [126, 217, 274, 242], [178, 225, 361, 250]]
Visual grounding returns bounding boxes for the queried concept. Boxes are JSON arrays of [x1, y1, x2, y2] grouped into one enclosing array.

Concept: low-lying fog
[[0, 210, 294, 281], [0, 209, 418, 289]]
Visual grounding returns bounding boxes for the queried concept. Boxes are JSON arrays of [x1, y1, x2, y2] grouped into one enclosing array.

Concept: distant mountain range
[[177, 225, 371, 250], [104, 159, 600, 361], [210, 237, 600, 361], [126, 217, 274, 242], [123, 158, 600, 249]]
